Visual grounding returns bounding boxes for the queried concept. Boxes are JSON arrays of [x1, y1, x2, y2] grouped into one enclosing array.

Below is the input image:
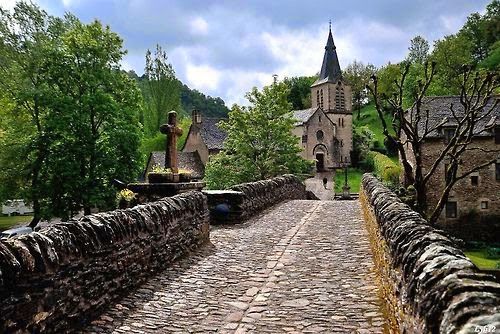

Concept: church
[[291, 27, 353, 172], [176, 27, 353, 176]]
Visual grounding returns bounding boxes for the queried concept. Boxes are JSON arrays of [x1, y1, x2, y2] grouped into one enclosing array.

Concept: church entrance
[[316, 153, 325, 171]]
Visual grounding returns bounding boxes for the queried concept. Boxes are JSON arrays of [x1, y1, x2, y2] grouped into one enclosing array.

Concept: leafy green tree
[[205, 81, 311, 188], [406, 35, 430, 64], [0, 2, 66, 225], [41, 18, 143, 218], [429, 34, 474, 95], [0, 3, 143, 223], [344, 60, 376, 119], [282, 76, 317, 110], [144, 44, 181, 136]]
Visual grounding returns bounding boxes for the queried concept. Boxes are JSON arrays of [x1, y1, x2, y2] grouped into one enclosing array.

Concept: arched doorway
[[313, 144, 328, 172], [316, 152, 325, 171]]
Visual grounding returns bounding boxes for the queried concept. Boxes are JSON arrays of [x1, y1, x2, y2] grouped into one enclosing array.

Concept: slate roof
[[312, 28, 342, 87], [412, 96, 500, 138], [292, 108, 318, 126], [148, 151, 205, 179], [199, 118, 227, 150]]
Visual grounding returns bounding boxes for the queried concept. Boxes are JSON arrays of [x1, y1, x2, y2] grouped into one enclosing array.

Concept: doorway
[[316, 153, 325, 171]]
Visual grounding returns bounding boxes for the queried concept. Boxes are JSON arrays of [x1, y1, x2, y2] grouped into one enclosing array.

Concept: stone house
[[182, 110, 227, 165], [404, 96, 500, 224]]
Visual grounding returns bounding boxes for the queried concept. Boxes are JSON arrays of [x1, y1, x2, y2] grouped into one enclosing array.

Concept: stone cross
[[160, 111, 183, 173]]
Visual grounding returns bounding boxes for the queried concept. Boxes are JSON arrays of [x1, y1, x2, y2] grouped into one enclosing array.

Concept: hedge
[[366, 151, 401, 186]]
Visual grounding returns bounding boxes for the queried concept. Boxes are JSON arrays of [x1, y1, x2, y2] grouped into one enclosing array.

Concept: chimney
[[192, 109, 202, 124]]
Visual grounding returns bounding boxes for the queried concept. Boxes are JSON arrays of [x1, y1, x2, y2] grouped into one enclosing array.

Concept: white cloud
[[186, 64, 221, 92], [190, 16, 209, 35], [0, 0, 17, 10]]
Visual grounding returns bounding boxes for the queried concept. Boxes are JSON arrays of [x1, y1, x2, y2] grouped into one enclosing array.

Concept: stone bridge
[[0, 175, 499, 333]]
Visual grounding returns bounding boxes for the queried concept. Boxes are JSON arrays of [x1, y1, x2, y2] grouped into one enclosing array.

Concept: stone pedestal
[[128, 181, 205, 203]]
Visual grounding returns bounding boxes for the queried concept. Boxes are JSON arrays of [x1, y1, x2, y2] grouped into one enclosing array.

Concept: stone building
[[291, 27, 353, 172], [404, 96, 500, 225], [182, 110, 227, 165]]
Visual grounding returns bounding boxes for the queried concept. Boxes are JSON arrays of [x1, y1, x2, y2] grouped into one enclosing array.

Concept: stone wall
[[0, 192, 209, 333], [360, 173, 500, 334], [205, 175, 308, 224]]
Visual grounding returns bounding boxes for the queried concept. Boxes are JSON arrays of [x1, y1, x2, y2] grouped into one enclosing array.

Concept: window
[[320, 89, 324, 109], [340, 139, 343, 147], [496, 162, 500, 181], [444, 163, 449, 182], [445, 201, 457, 218], [481, 201, 488, 210], [495, 127, 500, 144], [302, 135, 308, 143], [342, 118, 344, 127], [316, 91, 320, 106], [319, 115, 321, 123], [316, 130, 324, 141], [471, 175, 479, 186], [443, 128, 455, 144]]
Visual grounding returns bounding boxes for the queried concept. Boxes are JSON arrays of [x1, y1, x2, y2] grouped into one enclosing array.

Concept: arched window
[[335, 87, 340, 110], [316, 130, 324, 141], [340, 88, 345, 109], [320, 89, 324, 109]]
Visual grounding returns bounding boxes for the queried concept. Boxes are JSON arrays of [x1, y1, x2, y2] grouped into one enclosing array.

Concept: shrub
[[366, 151, 401, 186]]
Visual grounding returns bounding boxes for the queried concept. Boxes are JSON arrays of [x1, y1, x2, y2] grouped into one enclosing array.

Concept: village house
[[404, 96, 500, 224]]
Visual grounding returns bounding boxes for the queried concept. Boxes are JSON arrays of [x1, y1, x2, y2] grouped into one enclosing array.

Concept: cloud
[[190, 16, 208, 35], [0, 0, 17, 10], [22, 0, 494, 108], [185, 64, 221, 91]]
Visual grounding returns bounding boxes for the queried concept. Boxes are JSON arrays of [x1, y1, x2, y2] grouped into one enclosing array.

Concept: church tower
[[310, 26, 353, 164]]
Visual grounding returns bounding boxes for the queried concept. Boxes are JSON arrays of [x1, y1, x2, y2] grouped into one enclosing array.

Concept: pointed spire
[[318, 23, 342, 83]]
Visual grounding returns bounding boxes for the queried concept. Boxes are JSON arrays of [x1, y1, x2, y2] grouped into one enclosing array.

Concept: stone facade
[[360, 173, 500, 333], [182, 110, 227, 165], [0, 192, 210, 333], [401, 96, 500, 227]]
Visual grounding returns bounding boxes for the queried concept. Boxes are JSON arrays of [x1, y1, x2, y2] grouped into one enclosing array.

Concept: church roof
[[312, 27, 342, 87], [147, 151, 205, 179], [292, 108, 318, 126], [199, 118, 227, 150]]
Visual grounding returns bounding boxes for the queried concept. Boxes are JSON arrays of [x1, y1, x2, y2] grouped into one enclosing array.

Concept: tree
[[0, 3, 143, 224], [0, 2, 66, 226], [407, 35, 430, 64], [429, 34, 474, 95], [41, 18, 143, 218], [344, 60, 376, 119], [367, 62, 499, 224], [282, 76, 317, 110], [204, 81, 311, 188], [144, 44, 181, 136]]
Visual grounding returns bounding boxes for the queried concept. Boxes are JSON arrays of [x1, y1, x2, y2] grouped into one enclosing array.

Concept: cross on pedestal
[[160, 111, 183, 174]]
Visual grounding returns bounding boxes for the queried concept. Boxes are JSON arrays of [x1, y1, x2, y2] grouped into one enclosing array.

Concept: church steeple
[[318, 25, 342, 83]]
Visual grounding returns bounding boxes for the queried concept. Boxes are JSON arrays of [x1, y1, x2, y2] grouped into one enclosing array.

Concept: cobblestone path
[[84, 200, 387, 333]]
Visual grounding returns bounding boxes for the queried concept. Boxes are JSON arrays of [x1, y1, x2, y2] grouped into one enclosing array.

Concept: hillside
[[353, 103, 394, 149]]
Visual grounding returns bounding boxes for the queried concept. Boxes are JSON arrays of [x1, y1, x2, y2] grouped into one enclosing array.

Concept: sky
[[0, 0, 492, 106]]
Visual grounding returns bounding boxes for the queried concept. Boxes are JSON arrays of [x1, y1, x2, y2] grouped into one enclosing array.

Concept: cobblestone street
[[83, 200, 387, 333]]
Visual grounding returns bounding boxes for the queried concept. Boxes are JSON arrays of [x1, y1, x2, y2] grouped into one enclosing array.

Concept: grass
[[0, 215, 32, 231], [353, 103, 395, 149], [464, 250, 500, 270], [334, 168, 363, 193]]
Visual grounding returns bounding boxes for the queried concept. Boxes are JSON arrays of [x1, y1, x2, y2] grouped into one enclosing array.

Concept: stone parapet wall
[[227, 174, 308, 222], [0, 192, 209, 333], [360, 173, 500, 334]]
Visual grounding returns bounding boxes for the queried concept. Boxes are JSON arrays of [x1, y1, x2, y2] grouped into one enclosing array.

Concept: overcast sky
[[0, 0, 492, 106]]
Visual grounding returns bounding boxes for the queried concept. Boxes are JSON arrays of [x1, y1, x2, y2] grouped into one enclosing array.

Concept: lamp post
[[341, 157, 351, 199]]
